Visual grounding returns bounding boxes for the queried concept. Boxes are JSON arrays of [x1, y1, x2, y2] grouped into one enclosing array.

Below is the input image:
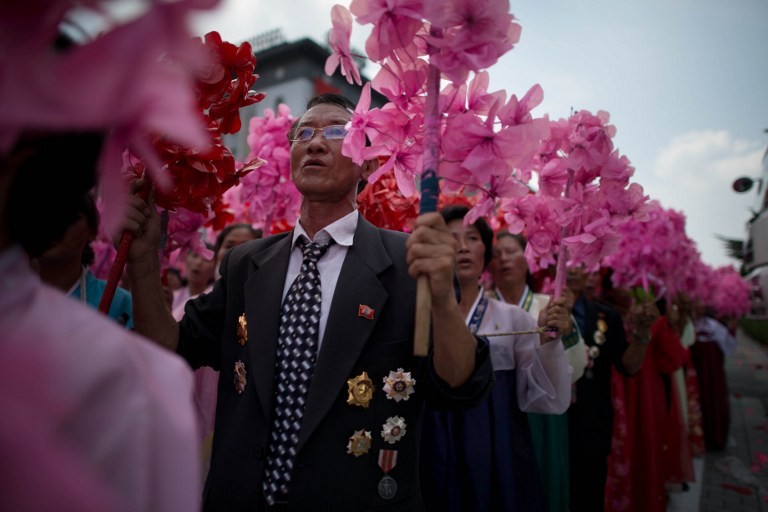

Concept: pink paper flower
[[350, 0, 425, 62], [325, 4, 362, 85], [425, 0, 520, 83], [235, 104, 301, 232]]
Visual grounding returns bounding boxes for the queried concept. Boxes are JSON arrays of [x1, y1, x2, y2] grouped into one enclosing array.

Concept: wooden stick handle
[[413, 274, 431, 356]]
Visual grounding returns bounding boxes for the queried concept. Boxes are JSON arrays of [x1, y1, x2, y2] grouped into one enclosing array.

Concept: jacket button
[[254, 447, 264, 459]]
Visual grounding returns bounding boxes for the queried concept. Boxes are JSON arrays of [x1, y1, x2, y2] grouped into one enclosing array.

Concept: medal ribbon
[[378, 449, 398, 474]]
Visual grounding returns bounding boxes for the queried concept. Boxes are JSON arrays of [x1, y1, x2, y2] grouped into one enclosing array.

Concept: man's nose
[[307, 130, 328, 150]]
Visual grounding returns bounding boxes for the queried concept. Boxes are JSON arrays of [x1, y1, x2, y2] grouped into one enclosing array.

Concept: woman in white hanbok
[[420, 206, 573, 512]]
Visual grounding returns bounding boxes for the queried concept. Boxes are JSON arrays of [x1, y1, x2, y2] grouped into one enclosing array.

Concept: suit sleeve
[[177, 254, 230, 371]]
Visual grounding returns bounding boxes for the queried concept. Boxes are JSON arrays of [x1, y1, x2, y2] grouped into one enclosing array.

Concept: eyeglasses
[[289, 124, 348, 142]]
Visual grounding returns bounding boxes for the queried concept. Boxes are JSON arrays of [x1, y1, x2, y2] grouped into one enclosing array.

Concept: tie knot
[[298, 236, 332, 262]]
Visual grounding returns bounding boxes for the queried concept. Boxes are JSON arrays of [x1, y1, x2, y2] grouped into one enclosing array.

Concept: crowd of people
[[3, 105, 741, 512], [1, 2, 747, 512]]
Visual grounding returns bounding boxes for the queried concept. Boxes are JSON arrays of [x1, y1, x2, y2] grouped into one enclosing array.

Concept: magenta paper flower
[[350, 0, 425, 62], [465, 173, 529, 226], [367, 107, 423, 196], [707, 266, 751, 318], [343, 83, 375, 164], [500, 194, 563, 272], [164, 208, 213, 263], [235, 104, 301, 232], [606, 202, 703, 299], [536, 158, 569, 198], [428, 25, 519, 84], [326, 4, 362, 85], [497, 83, 544, 127], [373, 54, 428, 110], [327, 0, 546, 250], [440, 71, 505, 116], [563, 215, 621, 271], [425, 0, 520, 83]]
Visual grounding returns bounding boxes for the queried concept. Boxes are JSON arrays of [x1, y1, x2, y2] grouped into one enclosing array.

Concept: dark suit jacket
[[178, 216, 493, 511], [568, 297, 628, 454]]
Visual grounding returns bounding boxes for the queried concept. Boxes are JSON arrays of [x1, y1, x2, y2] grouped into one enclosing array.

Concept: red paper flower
[[194, 32, 265, 134]]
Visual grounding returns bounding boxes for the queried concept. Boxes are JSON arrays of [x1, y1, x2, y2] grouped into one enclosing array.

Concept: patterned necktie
[[263, 236, 332, 504]]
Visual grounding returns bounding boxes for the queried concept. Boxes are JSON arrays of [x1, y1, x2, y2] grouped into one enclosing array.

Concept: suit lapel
[[244, 234, 292, 417], [297, 218, 392, 451]]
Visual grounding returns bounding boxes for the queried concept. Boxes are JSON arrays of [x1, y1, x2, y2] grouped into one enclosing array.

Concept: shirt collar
[[292, 209, 358, 248]]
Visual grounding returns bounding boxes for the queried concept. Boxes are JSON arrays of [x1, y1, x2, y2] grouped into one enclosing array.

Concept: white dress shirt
[[284, 209, 358, 349]]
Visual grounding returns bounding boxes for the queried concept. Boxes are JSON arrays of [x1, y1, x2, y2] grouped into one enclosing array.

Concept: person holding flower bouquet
[[566, 266, 654, 512], [420, 205, 573, 512], [487, 231, 587, 512], [121, 94, 493, 511]]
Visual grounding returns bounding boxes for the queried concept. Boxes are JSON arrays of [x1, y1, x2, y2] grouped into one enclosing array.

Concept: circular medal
[[597, 318, 608, 333], [378, 475, 398, 500], [588, 345, 601, 359], [594, 330, 606, 345]]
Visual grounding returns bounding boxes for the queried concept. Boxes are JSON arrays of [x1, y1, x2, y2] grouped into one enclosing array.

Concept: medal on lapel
[[346, 429, 372, 457], [234, 360, 247, 394], [377, 449, 398, 500], [586, 313, 609, 379], [381, 416, 406, 444], [236, 313, 248, 346], [347, 371, 375, 408], [382, 368, 415, 402]]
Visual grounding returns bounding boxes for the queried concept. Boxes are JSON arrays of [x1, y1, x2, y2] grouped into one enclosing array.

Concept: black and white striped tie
[[263, 235, 332, 505]]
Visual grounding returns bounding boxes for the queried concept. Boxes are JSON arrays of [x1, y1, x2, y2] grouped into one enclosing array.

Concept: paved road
[[670, 328, 768, 512]]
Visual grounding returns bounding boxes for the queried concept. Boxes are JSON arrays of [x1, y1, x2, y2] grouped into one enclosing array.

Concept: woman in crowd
[[171, 245, 216, 320], [621, 296, 690, 512], [488, 231, 587, 512], [420, 205, 573, 512], [213, 223, 262, 278]]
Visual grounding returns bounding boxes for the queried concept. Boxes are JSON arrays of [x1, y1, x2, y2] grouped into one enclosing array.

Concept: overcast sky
[[192, 0, 768, 269]]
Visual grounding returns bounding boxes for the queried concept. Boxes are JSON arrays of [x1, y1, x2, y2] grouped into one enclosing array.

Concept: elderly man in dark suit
[[122, 94, 493, 511]]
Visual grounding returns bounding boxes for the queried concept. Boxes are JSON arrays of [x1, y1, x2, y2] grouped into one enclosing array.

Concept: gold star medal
[[236, 313, 248, 346], [347, 371, 375, 408], [234, 360, 247, 394], [382, 368, 415, 402], [381, 416, 407, 444], [346, 429, 372, 457]]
